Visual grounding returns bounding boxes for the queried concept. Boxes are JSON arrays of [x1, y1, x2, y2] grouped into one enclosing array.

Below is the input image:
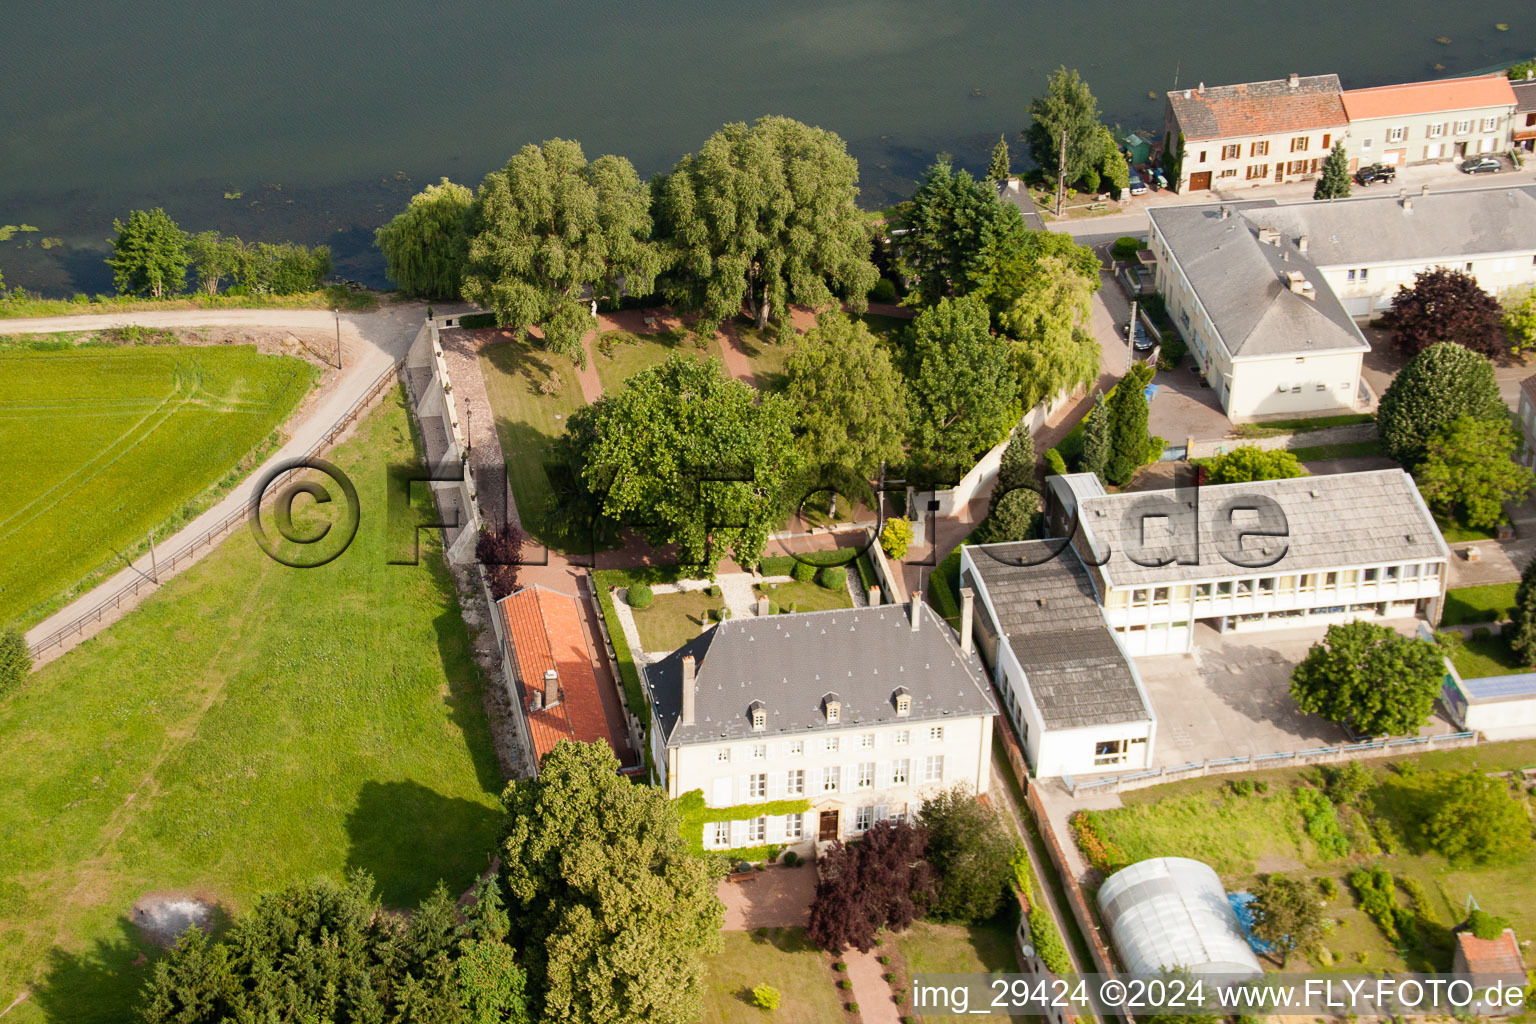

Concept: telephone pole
[[149, 529, 159, 584], [1055, 128, 1068, 217]]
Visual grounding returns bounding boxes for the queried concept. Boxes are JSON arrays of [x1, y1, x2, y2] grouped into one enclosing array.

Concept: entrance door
[[1188, 170, 1212, 191], [818, 810, 839, 841]]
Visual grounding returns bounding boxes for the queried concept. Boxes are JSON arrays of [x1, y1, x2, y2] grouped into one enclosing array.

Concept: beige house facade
[[1342, 74, 1516, 168]]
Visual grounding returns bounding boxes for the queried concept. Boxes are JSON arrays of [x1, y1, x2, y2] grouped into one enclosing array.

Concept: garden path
[[843, 948, 901, 1024]]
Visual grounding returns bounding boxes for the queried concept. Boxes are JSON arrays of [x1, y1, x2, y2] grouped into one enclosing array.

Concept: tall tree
[[1248, 874, 1324, 967], [999, 252, 1102, 409], [557, 355, 799, 572], [905, 295, 1019, 473], [917, 786, 1017, 924], [1024, 67, 1114, 189], [783, 314, 908, 477], [1506, 554, 1536, 666], [989, 428, 1036, 511], [895, 159, 1025, 306], [1313, 141, 1352, 200], [1105, 362, 1154, 485], [1079, 392, 1111, 479], [987, 135, 1011, 182], [1202, 445, 1307, 484], [655, 116, 877, 336], [1288, 621, 1442, 737], [1377, 342, 1508, 466], [185, 230, 238, 295], [106, 207, 188, 298], [0, 626, 31, 698], [807, 821, 934, 953], [1380, 267, 1507, 357], [980, 428, 1040, 543], [501, 741, 722, 1024], [476, 522, 528, 600], [1503, 285, 1536, 355], [1414, 416, 1534, 529], [462, 139, 660, 365], [376, 177, 475, 300]]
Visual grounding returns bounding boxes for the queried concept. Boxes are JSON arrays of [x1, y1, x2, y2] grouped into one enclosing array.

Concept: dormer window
[[893, 686, 911, 717], [823, 692, 842, 724], [749, 700, 766, 731]]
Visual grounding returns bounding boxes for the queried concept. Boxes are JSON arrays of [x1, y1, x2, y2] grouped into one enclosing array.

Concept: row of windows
[[1106, 563, 1441, 610], [715, 726, 944, 763], [1205, 135, 1331, 163], [1362, 117, 1501, 150], [737, 758, 943, 800], [708, 804, 913, 846]]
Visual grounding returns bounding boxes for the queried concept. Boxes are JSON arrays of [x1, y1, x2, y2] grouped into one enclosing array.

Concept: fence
[[28, 357, 405, 659], [1066, 730, 1479, 795], [1025, 784, 1120, 977]]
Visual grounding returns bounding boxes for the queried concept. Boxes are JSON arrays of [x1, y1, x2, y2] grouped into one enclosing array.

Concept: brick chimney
[[867, 586, 881, 607], [959, 587, 975, 655], [681, 654, 696, 726], [910, 590, 923, 631], [543, 668, 559, 707]]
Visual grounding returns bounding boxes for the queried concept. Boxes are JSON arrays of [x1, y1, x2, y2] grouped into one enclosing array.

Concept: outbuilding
[[1097, 857, 1264, 977]]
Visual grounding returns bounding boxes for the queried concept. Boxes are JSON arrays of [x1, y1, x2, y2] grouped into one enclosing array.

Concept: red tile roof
[[1342, 74, 1517, 120], [1455, 928, 1525, 979], [499, 585, 638, 770], [1167, 75, 1347, 141]]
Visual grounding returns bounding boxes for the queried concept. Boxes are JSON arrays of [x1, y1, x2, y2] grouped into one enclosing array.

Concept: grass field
[[1084, 742, 1536, 973], [631, 588, 722, 653], [754, 579, 853, 614], [702, 929, 846, 1023], [0, 286, 377, 318], [0, 388, 504, 1024], [0, 344, 316, 628], [894, 920, 1017, 1023], [1442, 583, 1519, 626], [594, 328, 717, 394], [478, 336, 588, 551], [1446, 630, 1526, 678]]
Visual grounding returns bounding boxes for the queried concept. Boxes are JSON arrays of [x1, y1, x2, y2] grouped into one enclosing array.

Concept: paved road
[[19, 302, 446, 656]]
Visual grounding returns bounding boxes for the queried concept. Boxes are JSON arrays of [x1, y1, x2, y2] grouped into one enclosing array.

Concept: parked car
[[1354, 163, 1396, 186], [1127, 168, 1148, 196], [1463, 156, 1501, 175], [1128, 320, 1154, 351]]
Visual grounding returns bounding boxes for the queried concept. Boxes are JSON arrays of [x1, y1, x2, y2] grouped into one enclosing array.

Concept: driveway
[[1134, 621, 1456, 768], [718, 861, 816, 930]]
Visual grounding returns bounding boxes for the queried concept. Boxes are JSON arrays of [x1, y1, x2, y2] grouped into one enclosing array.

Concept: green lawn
[[478, 337, 589, 551], [895, 920, 1017, 1023], [0, 388, 504, 1024], [1448, 631, 1527, 678], [0, 287, 377, 319], [702, 929, 846, 1024], [1289, 439, 1386, 462], [731, 323, 794, 393], [1439, 521, 1502, 543], [755, 579, 853, 614], [0, 344, 316, 628], [594, 328, 717, 394], [1233, 413, 1375, 438], [1441, 582, 1519, 626], [630, 587, 721, 653], [1083, 743, 1536, 974]]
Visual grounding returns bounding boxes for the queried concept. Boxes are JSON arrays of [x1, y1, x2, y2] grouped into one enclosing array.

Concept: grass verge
[[1441, 583, 1518, 626], [701, 928, 845, 1023], [1233, 413, 1375, 438], [0, 286, 378, 318], [1289, 439, 1386, 462]]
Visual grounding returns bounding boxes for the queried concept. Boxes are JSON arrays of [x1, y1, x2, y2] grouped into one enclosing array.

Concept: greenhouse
[[1096, 857, 1264, 976]]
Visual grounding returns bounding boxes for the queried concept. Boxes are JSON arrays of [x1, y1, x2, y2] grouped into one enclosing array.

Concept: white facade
[[1321, 247, 1536, 317], [1346, 107, 1513, 168], [658, 715, 993, 851]]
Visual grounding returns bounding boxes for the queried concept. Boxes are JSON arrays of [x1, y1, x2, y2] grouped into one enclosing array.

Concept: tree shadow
[[344, 780, 503, 908], [30, 915, 155, 1024]]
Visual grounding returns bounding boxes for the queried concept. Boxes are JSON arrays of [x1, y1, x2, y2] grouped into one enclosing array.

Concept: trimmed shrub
[[838, 979, 852, 990], [1111, 236, 1144, 260], [752, 984, 781, 1010], [819, 566, 847, 590], [0, 627, 30, 697], [626, 583, 654, 609], [868, 278, 897, 303], [880, 517, 913, 560], [792, 559, 817, 583], [1045, 447, 1068, 476], [718, 605, 733, 621]]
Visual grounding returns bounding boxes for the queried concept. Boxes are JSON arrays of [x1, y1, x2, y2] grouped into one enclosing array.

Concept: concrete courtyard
[[1134, 621, 1456, 768]]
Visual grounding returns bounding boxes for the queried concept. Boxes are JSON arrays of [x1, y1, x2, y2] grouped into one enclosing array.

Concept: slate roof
[[964, 541, 1152, 730], [646, 604, 996, 747], [1072, 469, 1449, 588], [1167, 75, 1346, 141], [1240, 185, 1536, 267], [499, 585, 639, 769], [1341, 74, 1516, 120], [1149, 202, 1368, 359], [1515, 80, 1536, 114], [997, 178, 1046, 231]]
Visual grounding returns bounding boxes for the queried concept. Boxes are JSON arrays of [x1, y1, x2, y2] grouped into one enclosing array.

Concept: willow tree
[[654, 116, 878, 336], [462, 140, 660, 365], [375, 177, 474, 300]]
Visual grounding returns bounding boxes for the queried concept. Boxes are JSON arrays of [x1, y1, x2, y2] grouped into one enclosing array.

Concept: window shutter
[[738, 774, 750, 802], [876, 761, 890, 790], [769, 772, 784, 800], [711, 777, 731, 807], [767, 814, 782, 843], [808, 766, 822, 793], [874, 804, 888, 824], [731, 819, 745, 846]]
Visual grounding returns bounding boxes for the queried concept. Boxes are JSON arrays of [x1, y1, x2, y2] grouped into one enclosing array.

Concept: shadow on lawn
[[31, 916, 153, 1024], [344, 780, 502, 909]]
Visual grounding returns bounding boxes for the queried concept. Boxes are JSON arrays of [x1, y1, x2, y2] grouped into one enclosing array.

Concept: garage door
[[1342, 295, 1372, 317]]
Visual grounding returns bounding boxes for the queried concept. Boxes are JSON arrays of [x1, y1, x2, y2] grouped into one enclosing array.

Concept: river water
[[1, 0, 1526, 294]]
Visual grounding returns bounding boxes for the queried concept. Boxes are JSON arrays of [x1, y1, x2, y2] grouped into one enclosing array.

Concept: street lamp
[[465, 400, 473, 455], [333, 308, 342, 370]]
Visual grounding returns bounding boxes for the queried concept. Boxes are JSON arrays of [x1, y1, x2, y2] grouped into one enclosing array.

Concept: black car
[[1354, 163, 1396, 186], [1463, 156, 1501, 175], [1129, 320, 1154, 351]]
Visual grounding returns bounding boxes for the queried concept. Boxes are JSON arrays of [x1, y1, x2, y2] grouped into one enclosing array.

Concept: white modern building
[[1150, 185, 1536, 421], [962, 540, 1156, 779], [644, 595, 996, 854]]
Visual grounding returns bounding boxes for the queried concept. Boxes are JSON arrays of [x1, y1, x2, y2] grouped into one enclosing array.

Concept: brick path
[[844, 948, 901, 1023]]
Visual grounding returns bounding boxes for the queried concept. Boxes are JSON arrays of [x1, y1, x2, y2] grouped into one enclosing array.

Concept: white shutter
[[738, 774, 751, 802], [769, 772, 784, 800], [731, 819, 745, 846], [763, 742, 774, 760], [711, 777, 731, 807], [767, 815, 783, 842], [876, 761, 890, 791], [808, 766, 822, 793], [874, 804, 888, 824]]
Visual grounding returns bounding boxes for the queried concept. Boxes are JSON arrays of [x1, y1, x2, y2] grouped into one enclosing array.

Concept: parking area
[[1134, 621, 1457, 768]]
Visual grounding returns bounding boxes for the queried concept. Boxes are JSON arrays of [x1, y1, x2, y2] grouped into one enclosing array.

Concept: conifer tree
[[987, 135, 1011, 182], [1313, 141, 1351, 200], [1079, 391, 1111, 479]]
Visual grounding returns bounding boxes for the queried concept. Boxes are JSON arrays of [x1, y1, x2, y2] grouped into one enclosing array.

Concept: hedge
[[675, 789, 812, 858]]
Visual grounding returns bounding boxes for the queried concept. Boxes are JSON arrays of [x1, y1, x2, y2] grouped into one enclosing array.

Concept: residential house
[[644, 595, 996, 854], [1452, 925, 1526, 1015], [1150, 185, 1536, 420], [1341, 74, 1516, 168], [961, 540, 1156, 778], [497, 584, 642, 774], [1520, 374, 1536, 468], [1163, 73, 1348, 192], [1513, 77, 1536, 151], [1043, 470, 1449, 656]]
